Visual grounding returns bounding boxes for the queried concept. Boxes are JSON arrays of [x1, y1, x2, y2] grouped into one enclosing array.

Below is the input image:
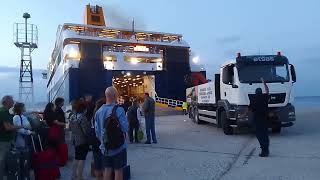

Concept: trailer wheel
[[221, 111, 233, 135]]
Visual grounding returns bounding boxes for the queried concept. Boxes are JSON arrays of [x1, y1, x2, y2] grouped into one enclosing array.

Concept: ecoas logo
[[253, 56, 274, 62]]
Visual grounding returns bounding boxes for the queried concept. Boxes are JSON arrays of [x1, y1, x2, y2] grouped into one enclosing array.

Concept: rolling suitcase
[[31, 134, 60, 180], [19, 148, 31, 180], [56, 143, 68, 167], [5, 148, 21, 180], [6, 144, 31, 180]]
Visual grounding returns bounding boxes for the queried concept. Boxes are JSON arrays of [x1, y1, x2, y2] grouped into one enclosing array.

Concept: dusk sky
[[0, 0, 319, 101]]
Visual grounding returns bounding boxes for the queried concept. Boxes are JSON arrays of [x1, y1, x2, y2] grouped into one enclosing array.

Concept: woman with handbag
[[43, 103, 64, 147]]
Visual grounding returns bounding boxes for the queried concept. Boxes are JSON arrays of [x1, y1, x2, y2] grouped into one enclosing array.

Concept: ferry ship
[[47, 4, 206, 105]]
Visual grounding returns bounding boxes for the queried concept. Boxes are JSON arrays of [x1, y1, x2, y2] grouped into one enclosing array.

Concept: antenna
[[132, 18, 135, 32], [14, 13, 38, 106]]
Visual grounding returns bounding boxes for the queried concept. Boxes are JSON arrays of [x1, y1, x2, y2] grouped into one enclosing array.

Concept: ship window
[[103, 55, 117, 62], [222, 65, 234, 84], [124, 56, 162, 64]]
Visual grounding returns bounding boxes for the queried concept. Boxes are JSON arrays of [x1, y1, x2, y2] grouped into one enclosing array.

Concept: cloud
[[216, 35, 241, 44]]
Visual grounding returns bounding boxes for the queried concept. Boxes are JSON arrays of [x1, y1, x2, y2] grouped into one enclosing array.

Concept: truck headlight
[[237, 116, 249, 122], [288, 111, 295, 119], [235, 106, 250, 122], [288, 111, 295, 116]]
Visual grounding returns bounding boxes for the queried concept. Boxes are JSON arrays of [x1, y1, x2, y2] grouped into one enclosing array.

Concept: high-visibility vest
[[182, 102, 188, 109]]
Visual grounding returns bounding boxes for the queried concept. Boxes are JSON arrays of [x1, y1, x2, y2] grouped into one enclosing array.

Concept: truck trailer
[[186, 53, 296, 135]]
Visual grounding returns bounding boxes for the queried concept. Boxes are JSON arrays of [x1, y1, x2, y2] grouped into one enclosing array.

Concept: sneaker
[[152, 141, 158, 144], [144, 141, 151, 144]]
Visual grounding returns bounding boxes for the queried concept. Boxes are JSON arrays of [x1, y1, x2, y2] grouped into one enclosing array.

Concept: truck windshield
[[238, 64, 289, 83]]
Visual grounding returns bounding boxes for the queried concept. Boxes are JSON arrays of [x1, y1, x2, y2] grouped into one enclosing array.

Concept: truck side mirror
[[290, 64, 296, 83]]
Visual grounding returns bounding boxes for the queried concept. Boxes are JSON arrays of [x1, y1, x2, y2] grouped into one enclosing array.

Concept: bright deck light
[[192, 56, 199, 64], [130, 58, 139, 64], [104, 61, 113, 70], [68, 48, 80, 59]]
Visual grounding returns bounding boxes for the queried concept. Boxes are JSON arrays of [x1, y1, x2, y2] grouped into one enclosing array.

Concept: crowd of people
[[0, 79, 274, 180], [0, 86, 157, 180]]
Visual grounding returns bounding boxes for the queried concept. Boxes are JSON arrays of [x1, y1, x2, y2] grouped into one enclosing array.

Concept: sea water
[[294, 96, 320, 110]]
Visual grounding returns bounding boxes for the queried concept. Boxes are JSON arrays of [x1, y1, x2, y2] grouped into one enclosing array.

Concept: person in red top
[[54, 97, 67, 143]]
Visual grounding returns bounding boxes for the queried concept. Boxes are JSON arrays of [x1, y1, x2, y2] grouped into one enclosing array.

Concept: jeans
[[145, 116, 157, 143], [0, 142, 11, 180], [129, 121, 139, 142]]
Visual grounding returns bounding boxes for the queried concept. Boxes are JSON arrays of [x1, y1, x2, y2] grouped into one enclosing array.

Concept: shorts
[[75, 144, 89, 160], [93, 149, 104, 171], [103, 149, 127, 170]]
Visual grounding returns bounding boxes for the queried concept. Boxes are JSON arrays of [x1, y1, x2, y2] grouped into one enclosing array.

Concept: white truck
[[186, 53, 296, 135]]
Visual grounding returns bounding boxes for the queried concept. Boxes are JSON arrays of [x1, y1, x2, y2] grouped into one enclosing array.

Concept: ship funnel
[[84, 4, 106, 26]]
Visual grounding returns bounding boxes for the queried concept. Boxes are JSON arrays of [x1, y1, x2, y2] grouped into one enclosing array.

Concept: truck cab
[[187, 52, 296, 135]]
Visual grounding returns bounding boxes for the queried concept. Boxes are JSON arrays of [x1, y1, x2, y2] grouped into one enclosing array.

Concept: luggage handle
[[30, 134, 43, 152]]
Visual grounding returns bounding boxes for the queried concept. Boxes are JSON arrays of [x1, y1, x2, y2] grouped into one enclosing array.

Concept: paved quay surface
[[61, 106, 320, 180]]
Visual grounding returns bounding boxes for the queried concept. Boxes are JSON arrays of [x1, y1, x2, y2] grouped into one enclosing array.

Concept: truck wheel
[[193, 108, 203, 124], [272, 126, 282, 133], [221, 111, 233, 135]]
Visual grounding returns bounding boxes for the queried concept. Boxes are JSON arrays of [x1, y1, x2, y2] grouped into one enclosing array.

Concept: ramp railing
[[155, 96, 184, 109]]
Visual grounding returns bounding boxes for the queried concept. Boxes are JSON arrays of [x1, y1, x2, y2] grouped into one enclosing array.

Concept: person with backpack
[[126, 99, 140, 143], [69, 100, 92, 180], [0, 95, 22, 180], [12, 103, 35, 148], [95, 87, 128, 180]]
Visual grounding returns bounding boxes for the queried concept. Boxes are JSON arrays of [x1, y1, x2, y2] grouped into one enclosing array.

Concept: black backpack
[[104, 106, 125, 150]]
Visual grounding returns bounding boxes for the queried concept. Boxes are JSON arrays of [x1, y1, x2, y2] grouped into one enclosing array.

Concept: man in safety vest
[[182, 102, 188, 115]]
